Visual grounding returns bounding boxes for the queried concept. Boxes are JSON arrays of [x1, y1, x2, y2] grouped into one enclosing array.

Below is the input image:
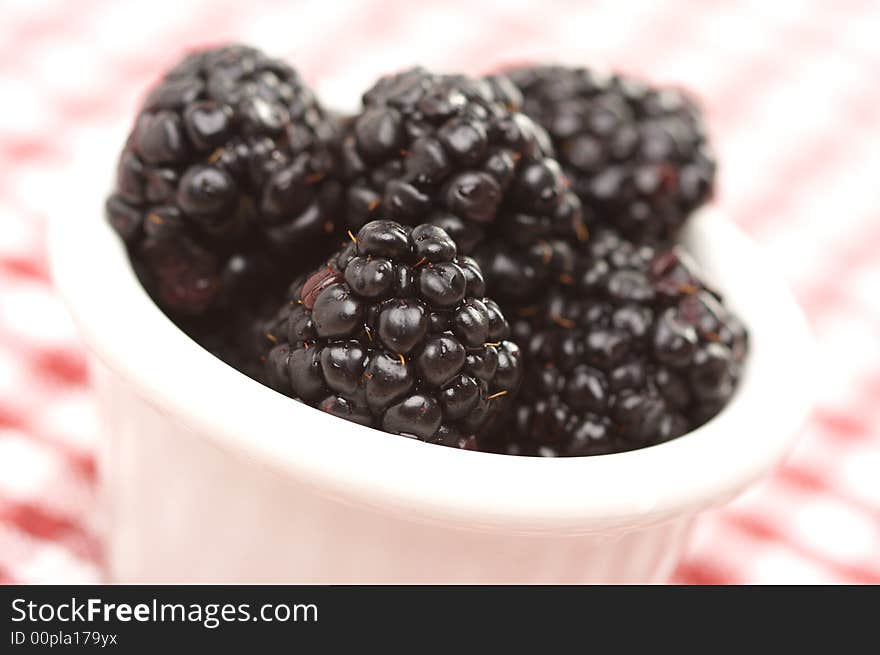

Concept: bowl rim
[[48, 167, 813, 533]]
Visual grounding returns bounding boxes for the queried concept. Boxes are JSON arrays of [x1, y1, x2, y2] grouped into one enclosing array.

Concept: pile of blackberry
[[106, 45, 341, 316], [503, 65, 716, 244], [262, 220, 521, 447], [109, 45, 747, 455], [487, 231, 747, 457]]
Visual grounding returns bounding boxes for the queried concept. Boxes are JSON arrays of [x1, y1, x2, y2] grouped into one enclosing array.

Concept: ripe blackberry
[[502, 65, 716, 244], [339, 67, 584, 255], [106, 44, 341, 315], [262, 220, 522, 448], [490, 230, 747, 456]]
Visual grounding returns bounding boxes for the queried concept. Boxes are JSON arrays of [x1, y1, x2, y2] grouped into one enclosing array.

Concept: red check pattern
[[1, 0, 878, 584]]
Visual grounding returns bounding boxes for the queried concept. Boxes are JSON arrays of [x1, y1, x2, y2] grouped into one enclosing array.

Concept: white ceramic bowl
[[49, 133, 812, 583]]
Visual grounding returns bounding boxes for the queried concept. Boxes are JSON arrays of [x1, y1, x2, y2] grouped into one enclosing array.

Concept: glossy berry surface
[[503, 65, 716, 244], [262, 220, 522, 447], [486, 230, 748, 457], [106, 44, 341, 315], [339, 67, 584, 255]]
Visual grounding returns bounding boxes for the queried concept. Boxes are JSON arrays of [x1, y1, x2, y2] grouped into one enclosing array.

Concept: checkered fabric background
[[1, 0, 878, 584]]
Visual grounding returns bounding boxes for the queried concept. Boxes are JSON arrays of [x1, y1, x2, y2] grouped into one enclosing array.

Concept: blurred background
[[0, 0, 878, 583]]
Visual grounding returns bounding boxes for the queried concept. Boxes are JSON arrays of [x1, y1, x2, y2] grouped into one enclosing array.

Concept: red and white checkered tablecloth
[[1, 0, 878, 584]]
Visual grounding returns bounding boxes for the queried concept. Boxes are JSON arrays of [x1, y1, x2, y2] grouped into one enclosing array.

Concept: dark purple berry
[[503, 64, 716, 243], [340, 67, 582, 256], [107, 44, 342, 315], [491, 230, 747, 456], [261, 220, 521, 448]]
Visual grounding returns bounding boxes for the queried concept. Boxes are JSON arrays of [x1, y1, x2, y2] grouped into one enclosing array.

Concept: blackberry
[[502, 65, 716, 244], [262, 220, 522, 448], [490, 230, 747, 456], [106, 44, 341, 315], [339, 67, 584, 255]]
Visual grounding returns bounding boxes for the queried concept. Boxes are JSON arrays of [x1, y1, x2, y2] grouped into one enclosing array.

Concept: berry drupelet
[[106, 44, 341, 315], [262, 220, 523, 448], [338, 67, 584, 256], [490, 230, 747, 457], [502, 65, 716, 244]]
